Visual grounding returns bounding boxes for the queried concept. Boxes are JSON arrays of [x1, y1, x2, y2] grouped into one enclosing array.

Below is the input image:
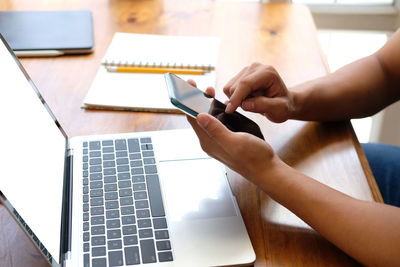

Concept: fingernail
[[225, 102, 233, 113], [242, 100, 254, 110], [197, 114, 210, 128]]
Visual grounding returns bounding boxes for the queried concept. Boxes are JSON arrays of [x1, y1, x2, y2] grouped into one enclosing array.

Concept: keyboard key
[[118, 180, 131, 188], [119, 188, 132, 197], [106, 209, 120, 219], [83, 222, 89, 231], [139, 228, 153, 239], [133, 183, 146, 191], [91, 225, 105, 235], [136, 209, 150, 218], [108, 250, 124, 267], [129, 153, 141, 160], [143, 157, 156, 164], [140, 239, 157, 263], [82, 177, 88, 186], [124, 246, 140, 265], [132, 175, 145, 183], [103, 160, 115, 168], [83, 242, 89, 252], [105, 192, 118, 200], [84, 253, 89, 267], [156, 240, 171, 251], [83, 162, 88, 170], [91, 207, 104, 216], [83, 232, 90, 242], [153, 218, 167, 229], [102, 140, 113, 146], [83, 186, 89, 194], [90, 197, 103, 206], [83, 194, 89, 203], [130, 160, 142, 167], [141, 144, 153, 150], [90, 173, 102, 181], [135, 200, 149, 209], [105, 200, 119, 210], [108, 239, 122, 250], [123, 235, 138, 246], [83, 212, 89, 221], [122, 225, 137, 235], [103, 147, 115, 154], [142, 151, 154, 157], [107, 219, 121, 229], [121, 206, 135, 215], [83, 170, 88, 177], [116, 151, 128, 158], [155, 230, 169, 240], [146, 174, 165, 217], [89, 158, 102, 165], [104, 168, 116, 176], [117, 172, 130, 180], [83, 155, 89, 162], [128, 138, 140, 153], [120, 197, 133, 206], [90, 151, 101, 157], [122, 215, 136, 225], [83, 203, 89, 212], [104, 183, 117, 192], [103, 153, 115, 160], [138, 219, 151, 228], [107, 229, 122, 239], [90, 181, 103, 189], [134, 191, 147, 200], [104, 175, 117, 183], [91, 236, 106, 246], [83, 142, 88, 148], [131, 167, 144, 175], [158, 251, 173, 262], [116, 158, 129, 165], [92, 258, 107, 267], [90, 189, 103, 198], [89, 141, 101, 150], [115, 139, 127, 151], [117, 165, 130, 172], [144, 165, 157, 174], [90, 165, 102, 173], [91, 216, 105, 225], [92, 246, 106, 257], [140, 137, 152, 143]]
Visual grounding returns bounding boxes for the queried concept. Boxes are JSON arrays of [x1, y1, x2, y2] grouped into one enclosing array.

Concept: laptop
[[0, 34, 255, 266], [0, 10, 94, 57]]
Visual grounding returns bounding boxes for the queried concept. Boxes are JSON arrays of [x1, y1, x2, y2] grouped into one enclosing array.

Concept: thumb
[[196, 113, 232, 141]]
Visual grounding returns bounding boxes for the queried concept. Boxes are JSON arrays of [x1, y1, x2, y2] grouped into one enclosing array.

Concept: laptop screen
[[0, 36, 66, 262]]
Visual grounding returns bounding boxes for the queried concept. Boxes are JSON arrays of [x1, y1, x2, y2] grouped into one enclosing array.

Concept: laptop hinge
[[60, 147, 73, 265]]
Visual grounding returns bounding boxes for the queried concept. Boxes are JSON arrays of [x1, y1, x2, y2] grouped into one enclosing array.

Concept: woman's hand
[[223, 62, 295, 123]]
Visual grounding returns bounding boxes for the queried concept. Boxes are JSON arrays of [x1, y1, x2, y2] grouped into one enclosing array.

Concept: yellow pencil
[[106, 66, 205, 75]]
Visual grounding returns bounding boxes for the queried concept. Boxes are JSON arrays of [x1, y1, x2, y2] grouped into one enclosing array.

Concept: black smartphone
[[165, 72, 264, 140]]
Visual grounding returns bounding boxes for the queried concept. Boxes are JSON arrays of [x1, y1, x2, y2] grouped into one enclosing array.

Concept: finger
[[187, 79, 197, 87], [226, 66, 277, 113], [241, 96, 290, 123], [204, 87, 215, 98], [223, 67, 248, 98]]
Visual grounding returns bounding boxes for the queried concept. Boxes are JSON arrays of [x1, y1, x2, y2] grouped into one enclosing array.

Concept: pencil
[[106, 66, 205, 75]]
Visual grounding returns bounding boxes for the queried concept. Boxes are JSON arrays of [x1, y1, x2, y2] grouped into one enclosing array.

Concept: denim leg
[[362, 143, 400, 207]]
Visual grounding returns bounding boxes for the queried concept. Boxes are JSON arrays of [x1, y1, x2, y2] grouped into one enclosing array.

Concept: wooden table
[[0, 0, 382, 266]]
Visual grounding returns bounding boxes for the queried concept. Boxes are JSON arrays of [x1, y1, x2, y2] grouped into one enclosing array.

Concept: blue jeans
[[362, 143, 400, 207]]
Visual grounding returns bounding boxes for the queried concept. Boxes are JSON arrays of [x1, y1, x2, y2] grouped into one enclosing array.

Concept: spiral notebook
[[83, 33, 220, 113]]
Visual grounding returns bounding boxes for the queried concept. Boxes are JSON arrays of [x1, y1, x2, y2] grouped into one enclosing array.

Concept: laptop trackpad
[[158, 158, 238, 222]]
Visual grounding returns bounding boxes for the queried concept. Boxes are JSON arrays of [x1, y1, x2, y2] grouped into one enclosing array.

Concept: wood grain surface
[[0, 0, 381, 266]]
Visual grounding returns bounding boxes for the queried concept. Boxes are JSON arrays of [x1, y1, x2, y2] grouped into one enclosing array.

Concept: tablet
[[0, 10, 94, 57]]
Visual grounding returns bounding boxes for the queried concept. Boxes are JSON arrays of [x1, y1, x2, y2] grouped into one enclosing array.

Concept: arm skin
[[223, 29, 400, 122], [187, 113, 400, 267]]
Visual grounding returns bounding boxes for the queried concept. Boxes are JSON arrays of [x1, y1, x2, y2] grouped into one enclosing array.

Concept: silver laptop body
[[0, 34, 255, 267]]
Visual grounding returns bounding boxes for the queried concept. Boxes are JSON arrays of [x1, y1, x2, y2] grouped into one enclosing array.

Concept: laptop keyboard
[[82, 137, 173, 266]]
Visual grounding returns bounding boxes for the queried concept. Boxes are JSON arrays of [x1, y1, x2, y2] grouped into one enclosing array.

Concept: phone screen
[[165, 73, 264, 140]]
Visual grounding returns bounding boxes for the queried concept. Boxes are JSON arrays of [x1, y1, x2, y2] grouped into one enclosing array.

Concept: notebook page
[[101, 33, 220, 69]]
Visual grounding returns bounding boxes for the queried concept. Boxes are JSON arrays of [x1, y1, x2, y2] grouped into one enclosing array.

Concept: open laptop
[[0, 34, 255, 266]]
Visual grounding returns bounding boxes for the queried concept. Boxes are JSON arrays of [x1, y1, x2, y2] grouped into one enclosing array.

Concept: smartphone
[[165, 72, 264, 140]]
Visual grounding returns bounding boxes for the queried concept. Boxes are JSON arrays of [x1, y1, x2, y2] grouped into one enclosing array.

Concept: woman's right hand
[[223, 62, 295, 123]]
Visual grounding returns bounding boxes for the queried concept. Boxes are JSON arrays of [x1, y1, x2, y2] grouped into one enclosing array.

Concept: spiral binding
[[102, 59, 214, 71]]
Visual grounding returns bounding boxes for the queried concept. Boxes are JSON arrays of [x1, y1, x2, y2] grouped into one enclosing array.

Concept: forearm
[[290, 54, 391, 121], [258, 161, 400, 266]]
